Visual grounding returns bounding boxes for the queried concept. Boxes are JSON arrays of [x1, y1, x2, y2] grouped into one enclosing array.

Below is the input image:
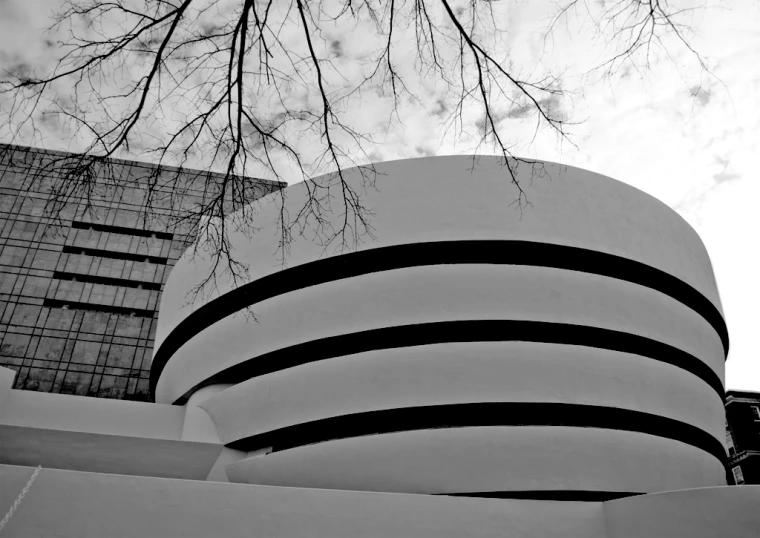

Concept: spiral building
[[5, 155, 758, 538], [151, 155, 728, 499]]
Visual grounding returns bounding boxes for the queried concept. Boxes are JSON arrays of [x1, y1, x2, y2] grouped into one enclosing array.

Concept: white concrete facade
[[1, 156, 756, 537], [1, 463, 759, 538], [152, 156, 727, 497]]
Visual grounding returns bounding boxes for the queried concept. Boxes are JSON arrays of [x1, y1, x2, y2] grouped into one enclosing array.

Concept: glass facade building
[[0, 143, 283, 401]]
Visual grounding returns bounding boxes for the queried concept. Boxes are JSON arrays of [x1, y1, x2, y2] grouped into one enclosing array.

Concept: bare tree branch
[[0, 0, 717, 301]]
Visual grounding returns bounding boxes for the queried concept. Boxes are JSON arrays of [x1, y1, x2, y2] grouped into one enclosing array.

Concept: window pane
[[33, 337, 66, 361], [0, 333, 31, 357], [9, 304, 42, 327], [732, 466, 745, 485], [45, 308, 76, 331], [72, 341, 101, 365], [80, 311, 110, 334]]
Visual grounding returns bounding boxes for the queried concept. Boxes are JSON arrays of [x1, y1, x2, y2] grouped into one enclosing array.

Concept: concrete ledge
[[0, 387, 223, 480], [0, 464, 607, 538], [2, 465, 758, 538], [0, 425, 222, 480], [0, 388, 184, 439], [605, 486, 760, 538]]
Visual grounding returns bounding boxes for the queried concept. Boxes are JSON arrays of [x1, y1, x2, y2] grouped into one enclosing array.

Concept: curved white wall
[[225, 427, 724, 494], [605, 485, 760, 538], [152, 156, 728, 497], [159, 265, 723, 404], [201, 342, 724, 445], [156, 157, 722, 350], [4, 464, 758, 538]]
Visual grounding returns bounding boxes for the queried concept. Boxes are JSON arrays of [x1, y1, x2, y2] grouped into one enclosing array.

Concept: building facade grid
[[0, 144, 282, 401]]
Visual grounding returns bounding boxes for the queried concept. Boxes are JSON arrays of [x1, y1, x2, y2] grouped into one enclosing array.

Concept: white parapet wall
[[0, 366, 225, 480], [1, 464, 758, 538]]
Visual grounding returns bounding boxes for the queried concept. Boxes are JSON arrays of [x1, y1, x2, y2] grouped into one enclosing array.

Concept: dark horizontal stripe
[[63, 245, 168, 265], [226, 402, 727, 466], [171, 320, 724, 406], [53, 271, 162, 291], [71, 220, 174, 240], [150, 240, 729, 398], [43, 298, 155, 318], [439, 490, 642, 502]]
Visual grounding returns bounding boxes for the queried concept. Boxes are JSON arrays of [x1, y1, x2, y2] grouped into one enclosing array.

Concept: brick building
[[726, 390, 760, 484]]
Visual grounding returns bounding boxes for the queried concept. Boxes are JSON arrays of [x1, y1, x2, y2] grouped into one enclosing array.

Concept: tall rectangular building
[[0, 144, 283, 401]]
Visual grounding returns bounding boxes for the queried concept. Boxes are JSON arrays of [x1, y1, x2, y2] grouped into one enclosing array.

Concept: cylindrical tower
[[151, 156, 728, 500]]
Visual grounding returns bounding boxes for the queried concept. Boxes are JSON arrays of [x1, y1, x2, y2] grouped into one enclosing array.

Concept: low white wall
[[0, 385, 223, 480], [0, 425, 223, 480], [0, 387, 184, 440], [2, 465, 755, 538], [604, 486, 760, 538], [0, 464, 607, 538]]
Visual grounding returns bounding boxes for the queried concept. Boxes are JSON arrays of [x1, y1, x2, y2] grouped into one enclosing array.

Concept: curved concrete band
[[149, 240, 728, 396], [224, 427, 725, 495], [201, 341, 724, 445], [152, 156, 728, 496]]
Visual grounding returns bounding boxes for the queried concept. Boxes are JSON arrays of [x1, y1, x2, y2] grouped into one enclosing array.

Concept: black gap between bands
[[437, 490, 642, 502], [172, 320, 724, 406], [150, 240, 729, 398], [225, 402, 727, 466]]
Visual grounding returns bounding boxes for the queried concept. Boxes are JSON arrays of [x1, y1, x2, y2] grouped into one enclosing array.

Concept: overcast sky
[[1, 0, 758, 391]]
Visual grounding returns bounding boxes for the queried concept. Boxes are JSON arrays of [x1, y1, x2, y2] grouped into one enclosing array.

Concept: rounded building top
[[152, 156, 725, 403]]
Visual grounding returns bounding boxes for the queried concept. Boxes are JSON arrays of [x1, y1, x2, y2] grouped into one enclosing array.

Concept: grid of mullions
[[0, 144, 242, 401], [0, 306, 155, 399], [0, 239, 163, 400]]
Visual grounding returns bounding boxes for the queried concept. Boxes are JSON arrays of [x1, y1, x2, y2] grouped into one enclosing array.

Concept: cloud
[[672, 154, 743, 219], [0, 0, 20, 21], [689, 85, 711, 107], [2, 57, 33, 80], [474, 111, 508, 137], [432, 99, 447, 118], [329, 40, 344, 59], [713, 156, 741, 184], [506, 104, 532, 119], [505, 95, 565, 121]]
